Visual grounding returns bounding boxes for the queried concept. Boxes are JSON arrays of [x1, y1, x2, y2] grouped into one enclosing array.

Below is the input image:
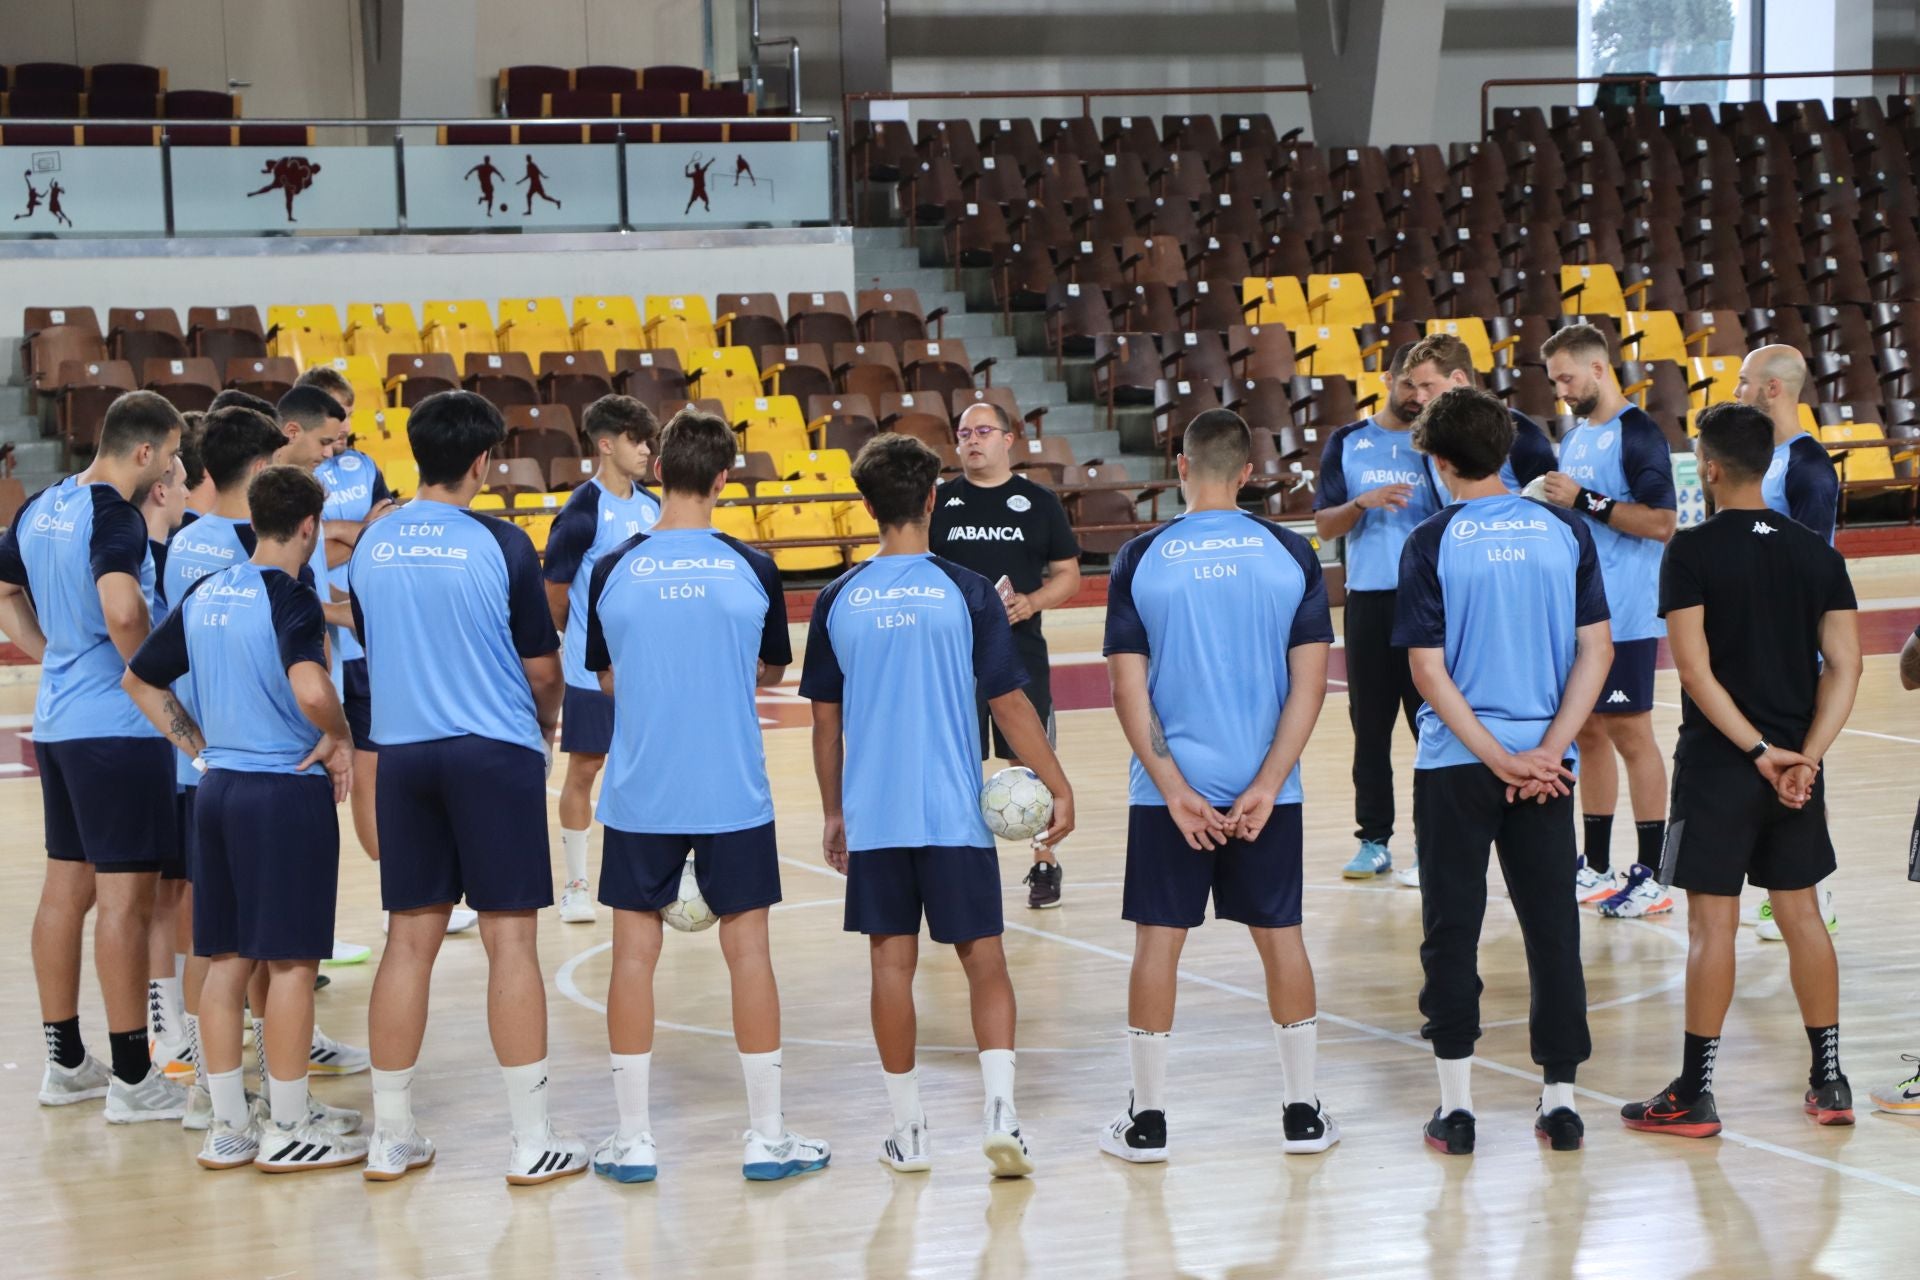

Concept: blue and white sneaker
[[591, 1130, 659, 1184], [1342, 840, 1391, 879], [742, 1127, 830, 1181], [1597, 863, 1674, 919]]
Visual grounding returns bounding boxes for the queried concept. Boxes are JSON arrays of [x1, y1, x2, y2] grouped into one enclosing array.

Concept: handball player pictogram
[[246, 155, 322, 222]]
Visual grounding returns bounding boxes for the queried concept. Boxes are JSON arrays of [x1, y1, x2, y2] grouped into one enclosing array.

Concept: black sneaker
[[1281, 1100, 1340, 1154], [1804, 1075, 1855, 1126], [1620, 1078, 1722, 1138], [1024, 861, 1062, 909], [1534, 1105, 1585, 1151], [1098, 1099, 1167, 1164], [1423, 1108, 1475, 1155]]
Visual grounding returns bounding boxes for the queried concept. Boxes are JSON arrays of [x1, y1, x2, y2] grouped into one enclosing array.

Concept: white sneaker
[[1098, 1101, 1167, 1164], [1746, 897, 1771, 928], [309, 1026, 371, 1076], [982, 1098, 1034, 1178], [558, 879, 597, 924], [880, 1118, 932, 1172], [447, 907, 479, 934], [150, 1028, 196, 1079], [363, 1127, 436, 1182], [197, 1115, 263, 1170], [104, 1065, 190, 1123], [255, 1118, 369, 1172], [1595, 864, 1674, 919], [591, 1130, 659, 1184], [743, 1127, 830, 1181], [1280, 1100, 1341, 1154], [325, 938, 372, 966], [308, 1095, 363, 1135], [1574, 860, 1618, 905], [1393, 861, 1421, 889], [1757, 888, 1837, 942], [38, 1053, 110, 1106], [505, 1126, 589, 1186], [182, 1080, 214, 1130]]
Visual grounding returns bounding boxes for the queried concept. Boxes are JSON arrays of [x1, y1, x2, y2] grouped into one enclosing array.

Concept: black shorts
[[1123, 803, 1304, 929], [38, 736, 176, 872], [376, 735, 554, 912], [1593, 637, 1657, 715], [560, 683, 615, 756], [1661, 747, 1836, 896], [845, 845, 1003, 943], [193, 769, 338, 960], [343, 658, 377, 753], [599, 821, 782, 917], [977, 634, 1053, 761], [164, 786, 196, 882]]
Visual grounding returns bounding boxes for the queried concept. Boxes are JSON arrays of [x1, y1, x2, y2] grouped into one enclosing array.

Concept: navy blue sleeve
[[128, 600, 191, 687], [266, 571, 328, 670], [148, 539, 169, 587], [469, 512, 562, 658], [1390, 510, 1451, 648], [0, 489, 38, 586], [1102, 528, 1159, 656], [1313, 424, 1351, 510], [583, 532, 645, 673], [1620, 410, 1676, 511], [721, 536, 793, 667], [1785, 436, 1839, 543], [369, 469, 392, 507], [1508, 412, 1556, 487], [797, 570, 855, 703], [1259, 519, 1334, 647], [938, 559, 1028, 699], [89, 491, 149, 581], [1566, 510, 1611, 625], [541, 485, 600, 584]]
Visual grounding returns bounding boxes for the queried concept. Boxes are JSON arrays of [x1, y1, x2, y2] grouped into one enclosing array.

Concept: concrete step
[[849, 246, 922, 276], [851, 226, 907, 249]]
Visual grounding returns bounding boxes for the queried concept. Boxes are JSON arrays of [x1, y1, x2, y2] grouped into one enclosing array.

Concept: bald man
[[1733, 346, 1839, 544]]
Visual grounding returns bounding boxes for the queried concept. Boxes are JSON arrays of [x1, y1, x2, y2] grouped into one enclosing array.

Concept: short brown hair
[[1540, 322, 1609, 364], [581, 394, 658, 445], [1412, 387, 1513, 481], [1404, 332, 1475, 381], [246, 465, 327, 541], [656, 408, 737, 495], [1181, 408, 1251, 480], [100, 390, 183, 458], [851, 433, 942, 528], [295, 364, 355, 409]]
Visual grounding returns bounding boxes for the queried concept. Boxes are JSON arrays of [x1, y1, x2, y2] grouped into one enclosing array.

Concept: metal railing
[[1480, 66, 1920, 140]]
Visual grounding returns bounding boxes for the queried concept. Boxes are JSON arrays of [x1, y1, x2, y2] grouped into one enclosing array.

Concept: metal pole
[[790, 41, 802, 115], [160, 128, 175, 237], [749, 0, 762, 102], [828, 126, 843, 225], [616, 127, 631, 231], [393, 129, 408, 231]]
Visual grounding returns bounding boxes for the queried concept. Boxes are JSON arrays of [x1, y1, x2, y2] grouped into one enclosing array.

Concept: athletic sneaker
[[1392, 861, 1420, 889], [1620, 1080, 1722, 1138], [150, 1029, 196, 1080], [1281, 1101, 1340, 1154], [363, 1127, 436, 1181], [182, 1080, 214, 1130], [448, 907, 479, 934], [1098, 1099, 1167, 1164], [1574, 858, 1618, 905], [308, 1095, 363, 1135], [558, 879, 597, 924], [1747, 897, 1772, 928], [103, 1065, 190, 1124], [881, 1118, 932, 1172], [309, 1027, 371, 1076], [1869, 1055, 1920, 1115], [37, 1053, 111, 1106], [982, 1098, 1034, 1178], [1597, 864, 1674, 918], [325, 939, 372, 966], [197, 1115, 263, 1170], [742, 1128, 830, 1181], [256, 1119, 369, 1173], [1804, 1076, 1855, 1126], [1423, 1108, 1475, 1155], [591, 1130, 659, 1183], [1025, 861, 1063, 909], [505, 1126, 589, 1186], [1342, 840, 1391, 879], [1534, 1105, 1584, 1151], [1757, 888, 1837, 942]]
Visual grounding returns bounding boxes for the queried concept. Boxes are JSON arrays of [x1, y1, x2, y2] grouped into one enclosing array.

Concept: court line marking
[[1650, 699, 1920, 748]]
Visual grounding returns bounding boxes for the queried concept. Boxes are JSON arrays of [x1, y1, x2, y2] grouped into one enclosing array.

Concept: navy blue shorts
[[38, 736, 176, 872], [560, 684, 614, 755], [376, 735, 553, 912], [844, 845, 1003, 944], [193, 769, 338, 960], [1123, 803, 1305, 930], [600, 821, 782, 917], [1593, 637, 1657, 714], [164, 786, 196, 882], [343, 658, 377, 752]]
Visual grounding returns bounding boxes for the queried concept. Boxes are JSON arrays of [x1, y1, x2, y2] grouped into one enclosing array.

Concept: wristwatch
[[1744, 740, 1770, 762]]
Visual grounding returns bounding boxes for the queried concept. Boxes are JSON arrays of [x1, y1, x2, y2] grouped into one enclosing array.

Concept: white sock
[[155, 976, 184, 1039], [1275, 1017, 1318, 1106], [561, 827, 590, 884], [267, 1072, 309, 1128], [1127, 1027, 1170, 1113], [1437, 1055, 1474, 1115], [147, 979, 162, 1039], [882, 1067, 922, 1129], [370, 1065, 415, 1132], [208, 1066, 248, 1130], [1542, 1081, 1576, 1113], [979, 1048, 1016, 1111], [501, 1058, 552, 1141], [740, 1049, 784, 1140], [611, 1051, 652, 1138], [183, 1012, 201, 1085], [251, 1017, 267, 1079], [174, 952, 186, 981]]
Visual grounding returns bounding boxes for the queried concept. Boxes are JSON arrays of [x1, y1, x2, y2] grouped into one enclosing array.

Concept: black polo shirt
[[928, 473, 1079, 643]]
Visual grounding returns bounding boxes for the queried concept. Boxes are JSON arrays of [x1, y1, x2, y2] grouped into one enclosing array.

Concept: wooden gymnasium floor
[[3, 558, 1919, 1280]]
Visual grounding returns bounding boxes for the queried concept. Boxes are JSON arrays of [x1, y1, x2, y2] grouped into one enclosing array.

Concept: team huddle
[[0, 319, 1901, 1186]]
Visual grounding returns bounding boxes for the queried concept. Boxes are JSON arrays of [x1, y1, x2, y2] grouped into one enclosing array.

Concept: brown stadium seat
[[538, 350, 614, 424], [386, 352, 461, 408], [1092, 333, 1161, 427], [877, 393, 951, 449], [808, 394, 878, 453], [187, 306, 267, 370], [221, 356, 298, 404], [859, 288, 945, 345], [832, 342, 905, 402], [24, 308, 107, 396], [142, 357, 222, 413], [107, 308, 187, 369], [503, 405, 580, 471], [612, 348, 687, 411], [463, 351, 538, 408], [485, 458, 548, 499], [758, 344, 834, 403], [787, 292, 856, 348], [54, 359, 136, 449]]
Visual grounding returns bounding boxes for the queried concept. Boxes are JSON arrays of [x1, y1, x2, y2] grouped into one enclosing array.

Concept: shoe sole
[[1423, 1131, 1473, 1155], [362, 1151, 435, 1182], [1027, 898, 1062, 909], [506, 1161, 589, 1186], [1621, 1118, 1722, 1138], [879, 1152, 933, 1173], [1534, 1125, 1584, 1152], [322, 951, 371, 967], [1600, 903, 1675, 919], [1869, 1095, 1920, 1114], [1097, 1132, 1167, 1164], [38, 1087, 109, 1106], [1281, 1118, 1340, 1155], [197, 1151, 258, 1170], [983, 1132, 1034, 1178], [105, 1106, 188, 1124], [744, 1155, 830, 1181], [593, 1161, 658, 1184], [257, 1153, 368, 1173], [157, 1061, 196, 1080], [1804, 1103, 1855, 1126], [1341, 867, 1387, 880]]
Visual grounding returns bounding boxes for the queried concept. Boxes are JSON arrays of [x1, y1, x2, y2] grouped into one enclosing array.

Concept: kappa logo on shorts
[[1606, 689, 1630, 704]]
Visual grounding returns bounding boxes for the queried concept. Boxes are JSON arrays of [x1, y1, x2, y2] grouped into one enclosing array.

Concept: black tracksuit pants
[[1344, 589, 1422, 844]]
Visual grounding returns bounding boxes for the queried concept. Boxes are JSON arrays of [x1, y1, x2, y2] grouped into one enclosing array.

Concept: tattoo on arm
[[161, 692, 204, 756], [1148, 707, 1170, 759]]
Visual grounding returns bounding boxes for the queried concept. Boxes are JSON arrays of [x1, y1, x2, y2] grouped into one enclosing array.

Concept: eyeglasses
[[954, 426, 1009, 442]]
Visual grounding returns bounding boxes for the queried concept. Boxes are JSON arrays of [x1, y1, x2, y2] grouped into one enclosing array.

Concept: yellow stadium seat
[[644, 295, 719, 362], [713, 481, 761, 543], [511, 490, 566, 552], [1819, 421, 1902, 484], [266, 304, 346, 365], [571, 296, 646, 361], [352, 405, 412, 468], [1560, 264, 1627, 318], [472, 492, 508, 511], [497, 297, 571, 356], [1294, 325, 1365, 382], [344, 302, 422, 366], [1688, 355, 1740, 410], [733, 395, 808, 459], [1622, 310, 1688, 366], [322, 355, 384, 411], [1798, 403, 1818, 433], [780, 448, 853, 482], [685, 348, 759, 405], [383, 454, 420, 498], [1425, 318, 1494, 372], [757, 479, 844, 572], [1240, 277, 1310, 329], [1306, 273, 1374, 327], [838, 487, 879, 561], [420, 299, 498, 363]]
